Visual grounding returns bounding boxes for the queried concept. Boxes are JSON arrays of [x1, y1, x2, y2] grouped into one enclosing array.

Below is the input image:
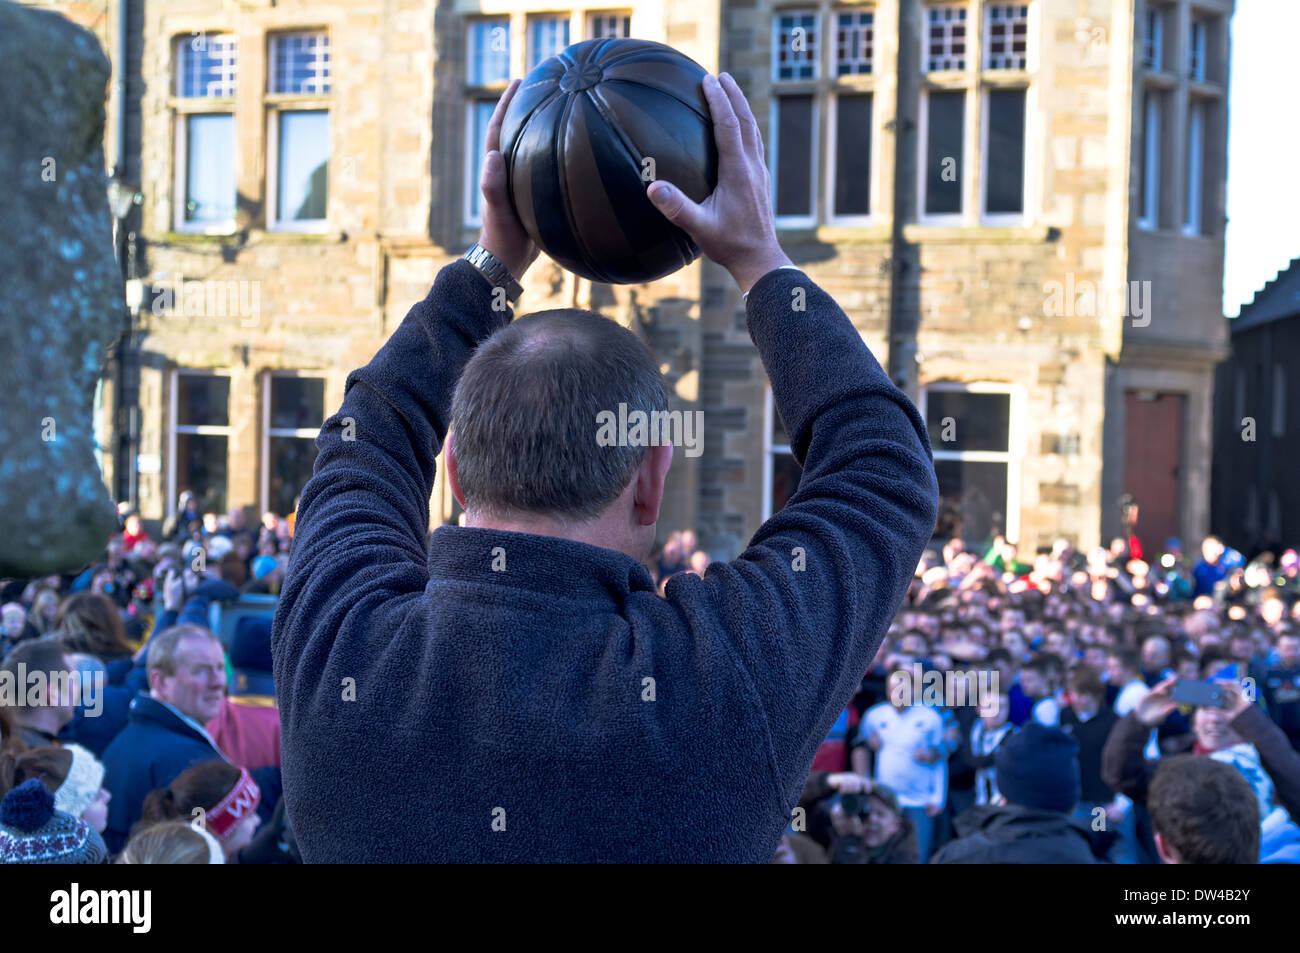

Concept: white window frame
[[1143, 5, 1164, 71], [917, 89, 967, 226], [919, 381, 1023, 545], [983, 3, 1030, 72], [771, 9, 821, 83], [527, 14, 570, 70], [979, 86, 1032, 226], [261, 371, 326, 514], [1183, 100, 1204, 236], [761, 385, 797, 521], [585, 10, 632, 40], [922, 3, 969, 74], [168, 369, 232, 521], [173, 112, 237, 234], [1138, 92, 1161, 230], [462, 99, 497, 227], [173, 35, 237, 235], [770, 95, 820, 229], [825, 91, 875, 226], [467, 17, 511, 85], [832, 7, 874, 77], [266, 107, 331, 233]]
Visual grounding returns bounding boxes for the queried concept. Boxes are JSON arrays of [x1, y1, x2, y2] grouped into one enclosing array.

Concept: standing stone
[[0, 0, 121, 576]]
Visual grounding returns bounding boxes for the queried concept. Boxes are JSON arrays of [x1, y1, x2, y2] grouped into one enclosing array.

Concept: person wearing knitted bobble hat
[[932, 722, 1106, 863], [0, 742, 111, 837], [0, 778, 108, 864]]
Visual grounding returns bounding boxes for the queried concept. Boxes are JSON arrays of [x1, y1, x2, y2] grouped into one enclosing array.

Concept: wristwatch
[[463, 243, 523, 304]]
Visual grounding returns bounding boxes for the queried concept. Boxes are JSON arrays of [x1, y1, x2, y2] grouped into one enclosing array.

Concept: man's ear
[[1153, 831, 1178, 864], [634, 443, 673, 527], [445, 431, 466, 509]]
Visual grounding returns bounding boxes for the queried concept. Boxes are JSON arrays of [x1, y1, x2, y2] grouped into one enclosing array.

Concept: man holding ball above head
[[272, 69, 939, 862]]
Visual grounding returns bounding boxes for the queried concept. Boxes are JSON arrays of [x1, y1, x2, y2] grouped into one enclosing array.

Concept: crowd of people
[[0, 493, 296, 864], [772, 532, 1300, 864], [3, 491, 1297, 864]]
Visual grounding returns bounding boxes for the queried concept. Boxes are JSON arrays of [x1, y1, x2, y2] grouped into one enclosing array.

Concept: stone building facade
[[33, 0, 1232, 558]]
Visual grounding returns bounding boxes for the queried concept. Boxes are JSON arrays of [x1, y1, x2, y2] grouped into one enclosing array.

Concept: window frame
[[466, 16, 511, 86], [1138, 91, 1162, 230], [266, 31, 332, 233], [920, 380, 1024, 545], [771, 9, 821, 83], [172, 34, 238, 235], [978, 85, 1031, 225], [1142, 4, 1165, 72], [1182, 99, 1205, 236], [825, 89, 876, 226], [762, 384, 798, 521], [770, 94, 820, 229], [585, 10, 632, 40], [917, 87, 968, 225], [1188, 17, 1207, 82], [1273, 363, 1286, 439], [261, 371, 327, 515], [168, 369, 233, 521], [526, 13, 571, 71]]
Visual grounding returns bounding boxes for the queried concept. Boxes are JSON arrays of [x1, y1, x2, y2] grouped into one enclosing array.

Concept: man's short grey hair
[[146, 624, 220, 677], [451, 309, 669, 523]]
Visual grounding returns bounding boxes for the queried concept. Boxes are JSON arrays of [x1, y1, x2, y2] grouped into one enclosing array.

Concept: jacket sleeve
[[271, 262, 512, 710], [1232, 704, 1300, 819], [665, 268, 939, 810], [1100, 711, 1159, 806]]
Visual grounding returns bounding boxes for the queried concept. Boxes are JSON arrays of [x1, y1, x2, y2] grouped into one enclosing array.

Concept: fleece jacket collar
[[426, 525, 659, 606]]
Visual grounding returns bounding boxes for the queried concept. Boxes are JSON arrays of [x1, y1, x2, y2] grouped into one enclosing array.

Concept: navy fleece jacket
[[272, 260, 938, 862]]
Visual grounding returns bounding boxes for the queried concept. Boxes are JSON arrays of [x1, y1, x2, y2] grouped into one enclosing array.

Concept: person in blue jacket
[[100, 623, 228, 853]]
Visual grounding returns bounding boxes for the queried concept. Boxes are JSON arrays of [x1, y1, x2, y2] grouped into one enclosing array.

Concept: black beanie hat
[[995, 723, 1081, 813]]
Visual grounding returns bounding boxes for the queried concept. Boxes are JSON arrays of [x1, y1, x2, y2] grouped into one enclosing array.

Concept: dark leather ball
[[500, 38, 718, 285]]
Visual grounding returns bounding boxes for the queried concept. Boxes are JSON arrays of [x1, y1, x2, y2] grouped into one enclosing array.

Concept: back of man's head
[[1148, 755, 1259, 864], [994, 723, 1081, 813], [0, 640, 74, 736], [451, 309, 668, 522]]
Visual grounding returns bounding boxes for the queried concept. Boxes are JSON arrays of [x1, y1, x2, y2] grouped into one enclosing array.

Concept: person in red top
[[205, 616, 280, 774], [121, 512, 151, 555]]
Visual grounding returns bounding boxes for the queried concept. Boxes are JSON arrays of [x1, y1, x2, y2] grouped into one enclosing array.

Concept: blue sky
[[1223, 4, 1300, 317]]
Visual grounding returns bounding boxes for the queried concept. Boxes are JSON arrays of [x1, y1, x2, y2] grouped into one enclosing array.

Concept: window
[[270, 31, 331, 94], [923, 90, 965, 216], [1189, 18, 1207, 81], [528, 15, 569, 70], [1274, 364, 1287, 438], [1142, 6, 1164, 71], [170, 371, 231, 518], [984, 88, 1026, 216], [268, 33, 331, 231], [831, 93, 872, 219], [1183, 101, 1204, 235], [834, 9, 873, 75], [925, 5, 967, 72], [463, 99, 497, 226], [923, 385, 1018, 545], [984, 4, 1028, 71], [587, 11, 631, 40], [467, 18, 510, 85], [774, 11, 819, 81], [263, 374, 325, 517], [1139, 91, 1161, 229], [762, 387, 803, 519], [174, 35, 237, 233], [772, 95, 816, 221]]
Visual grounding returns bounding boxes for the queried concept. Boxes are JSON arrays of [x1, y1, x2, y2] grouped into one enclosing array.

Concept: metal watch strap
[[463, 243, 523, 303]]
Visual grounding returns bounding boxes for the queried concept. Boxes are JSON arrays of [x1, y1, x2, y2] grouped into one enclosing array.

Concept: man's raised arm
[[272, 80, 538, 696], [649, 74, 940, 804]]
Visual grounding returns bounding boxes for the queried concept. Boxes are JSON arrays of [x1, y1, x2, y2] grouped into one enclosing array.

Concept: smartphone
[[1171, 680, 1228, 709]]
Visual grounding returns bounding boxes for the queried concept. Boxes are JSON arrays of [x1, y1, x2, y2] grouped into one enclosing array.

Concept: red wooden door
[[1122, 391, 1184, 553]]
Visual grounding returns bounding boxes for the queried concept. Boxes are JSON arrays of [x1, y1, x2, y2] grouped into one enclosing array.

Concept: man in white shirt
[[856, 660, 947, 862], [1106, 648, 1150, 716]]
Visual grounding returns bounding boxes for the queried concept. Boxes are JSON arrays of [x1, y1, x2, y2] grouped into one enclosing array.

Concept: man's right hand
[[1134, 676, 1179, 726], [646, 73, 792, 296]]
